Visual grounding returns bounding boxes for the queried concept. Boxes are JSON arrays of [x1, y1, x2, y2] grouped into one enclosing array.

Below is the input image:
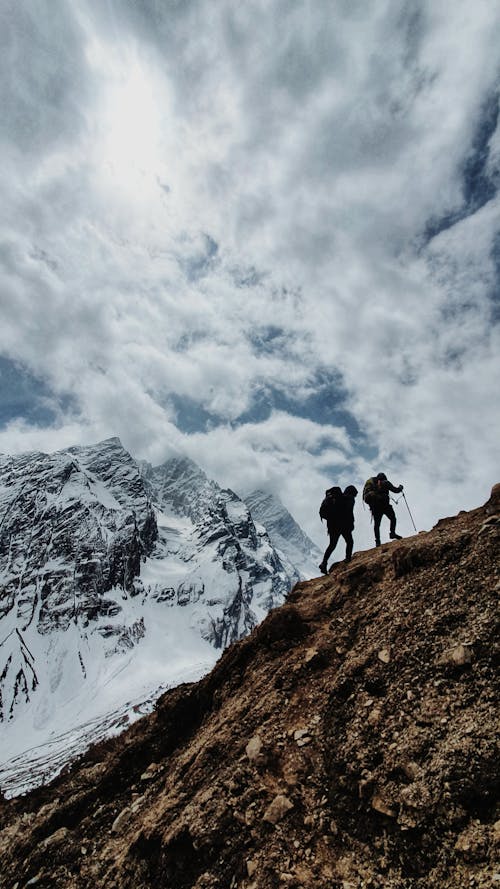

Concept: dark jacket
[[328, 491, 355, 531], [369, 478, 402, 508]]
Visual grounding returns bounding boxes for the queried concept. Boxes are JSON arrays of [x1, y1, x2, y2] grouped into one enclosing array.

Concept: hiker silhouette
[[363, 472, 403, 546], [319, 485, 358, 574]]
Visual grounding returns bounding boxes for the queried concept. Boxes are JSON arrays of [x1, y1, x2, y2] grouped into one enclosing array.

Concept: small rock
[[478, 523, 498, 535], [378, 648, 391, 663], [304, 647, 319, 663], [246, 736, 263, 761], [140, 762, 161, 781], [296, 737, 312, 747], [482, 514, 499, 526], [111, 807, 131, 833], [247, 859, 258, 877], [438, 643, 473, 667], [43, 826, 70, 848], [245, 804, 257, 826], [401, 761, 420, 781], [293, 728, 310, 741], [451, 643, 473, 665], [371, 794, 397, 817], [283, 765, 300, 787], [263, 794, 294, 824], [367, 707, 381, 726], [130, 795, 145, 813]]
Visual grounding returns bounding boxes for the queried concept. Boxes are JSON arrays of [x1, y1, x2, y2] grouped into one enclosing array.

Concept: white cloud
[[0, 0, 499, 548]]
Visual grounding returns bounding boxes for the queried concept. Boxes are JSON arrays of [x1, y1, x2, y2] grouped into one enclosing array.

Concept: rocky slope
[[0, 485, 498, 888], [0, 438, 314, 794]]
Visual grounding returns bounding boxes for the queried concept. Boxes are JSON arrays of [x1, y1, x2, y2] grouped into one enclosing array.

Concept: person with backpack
[[319, 485, 358, 574], [363, 472, 403, 547]]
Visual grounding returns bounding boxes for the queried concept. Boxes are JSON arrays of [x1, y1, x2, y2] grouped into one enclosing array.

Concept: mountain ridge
[[244, 489, 322, 580], [0, 484, 497, 888], [0, 437, 317, 793]]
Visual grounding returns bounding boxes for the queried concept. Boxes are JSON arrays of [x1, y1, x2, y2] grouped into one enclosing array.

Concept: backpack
[[363, 477, 378, 504], [319, 487, 343, 522]]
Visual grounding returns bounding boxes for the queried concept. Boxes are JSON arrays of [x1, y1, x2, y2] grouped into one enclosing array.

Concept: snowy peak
[[0, 439, 318, 794], [244, 488, 321, 578], [143, 456, 217, 523], [139, 459, 295, 648], [0, 440, 158, 724]]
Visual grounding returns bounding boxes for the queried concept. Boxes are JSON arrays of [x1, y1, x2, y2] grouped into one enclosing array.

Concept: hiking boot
[[390, 532, 402, 540], [319, 563, 328, 575], [375, 539, 381, 547]]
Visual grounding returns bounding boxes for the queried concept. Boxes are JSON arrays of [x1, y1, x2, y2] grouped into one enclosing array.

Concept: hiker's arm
[[387, 481, 403, 493]]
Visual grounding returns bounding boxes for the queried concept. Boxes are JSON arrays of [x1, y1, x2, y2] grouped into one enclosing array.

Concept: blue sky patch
[[424, 92, 499, 242], [170, 371, 375, 460], [0, 357, 73, 428], [180, 234, 219, 282]]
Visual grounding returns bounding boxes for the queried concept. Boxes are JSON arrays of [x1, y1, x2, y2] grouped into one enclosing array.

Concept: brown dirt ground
[[0, 486, 499, 889]]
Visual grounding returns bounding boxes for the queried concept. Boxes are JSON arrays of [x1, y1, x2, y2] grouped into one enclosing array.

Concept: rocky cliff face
[[0, 439, 314, 793], [0, 485, 497, 889]]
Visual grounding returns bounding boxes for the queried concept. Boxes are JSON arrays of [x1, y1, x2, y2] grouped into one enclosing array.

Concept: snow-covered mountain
[[0, 438, 317, 794], [244, 489, 322, 578]]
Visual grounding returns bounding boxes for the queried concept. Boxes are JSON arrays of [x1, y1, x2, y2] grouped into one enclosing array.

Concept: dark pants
[[322, 525, 353, 567], [372, 504, 396, 543]]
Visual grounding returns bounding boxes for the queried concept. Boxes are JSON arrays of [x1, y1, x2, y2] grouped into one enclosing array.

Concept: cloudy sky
[[0, 0, 499, 549]]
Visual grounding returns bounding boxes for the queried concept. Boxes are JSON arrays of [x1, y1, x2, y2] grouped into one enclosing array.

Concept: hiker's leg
[[387, 504, 402, 539], [320, 529, 340, 571], [372, 510, 382, 545], [343, 529, 353, 562], [385, 504, 402, 538], [385, 504, 396, 533], [319, 541, 331, 572]]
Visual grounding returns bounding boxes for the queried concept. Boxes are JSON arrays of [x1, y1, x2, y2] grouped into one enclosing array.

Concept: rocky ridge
[[0, 485, 498, 887]]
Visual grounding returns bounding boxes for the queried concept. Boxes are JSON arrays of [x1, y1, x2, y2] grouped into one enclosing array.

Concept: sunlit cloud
[[0, 0, 499, 546]]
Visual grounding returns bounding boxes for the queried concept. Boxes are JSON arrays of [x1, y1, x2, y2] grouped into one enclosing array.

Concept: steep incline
[[0, 485, 498, 889]]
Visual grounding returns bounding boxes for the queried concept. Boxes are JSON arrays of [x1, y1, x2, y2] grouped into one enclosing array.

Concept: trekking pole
[[402, 492, 417, 533]]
